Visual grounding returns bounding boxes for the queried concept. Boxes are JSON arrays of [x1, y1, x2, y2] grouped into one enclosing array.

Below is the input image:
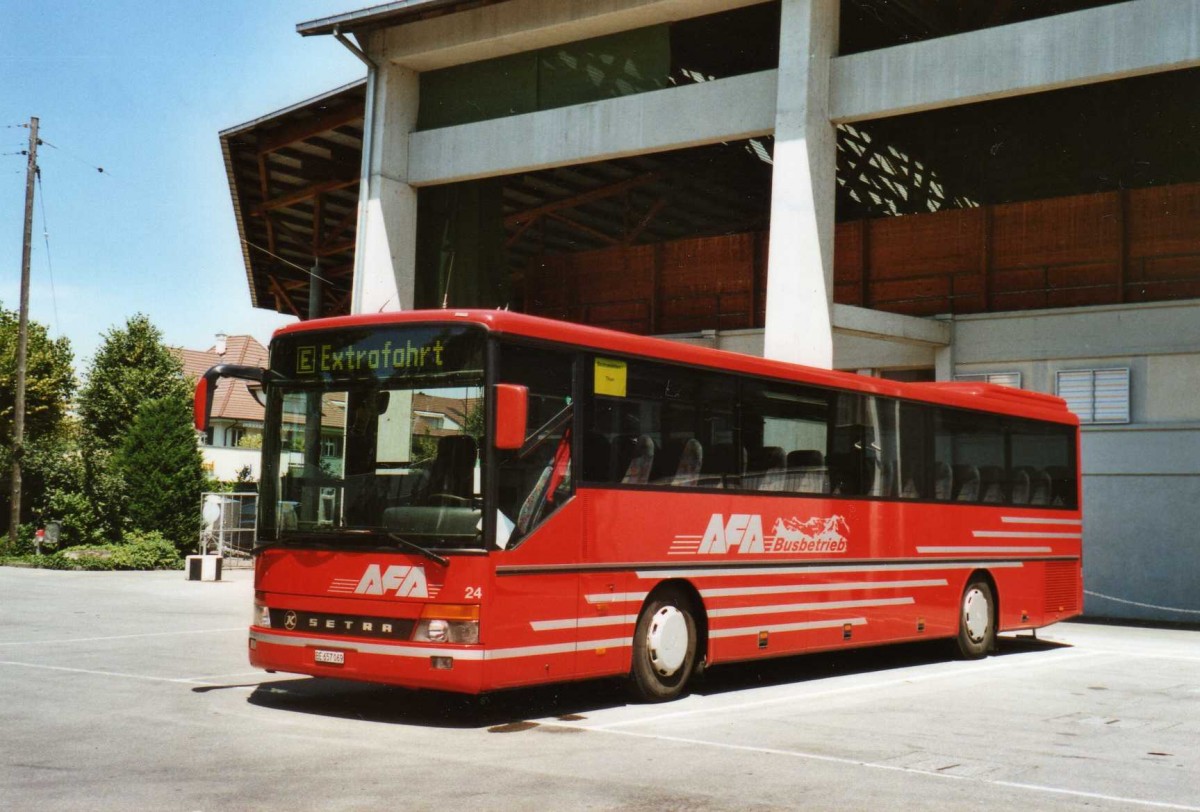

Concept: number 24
[[464, 586, 482, 600]]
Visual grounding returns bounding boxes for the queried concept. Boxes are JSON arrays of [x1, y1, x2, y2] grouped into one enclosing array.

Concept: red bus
[[196, 309, 1082, 701]]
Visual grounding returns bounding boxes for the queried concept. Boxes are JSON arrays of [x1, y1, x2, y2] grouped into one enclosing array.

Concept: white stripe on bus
[[919, 546, 1053, 554], [708, 597, 913, 619], [483, 638, 632, 660], [582, 578, 948, 605], [699, 579, 947, 599], [636, 561, 1025, 579], [530, 615, 639, 632], [584, 591, 651, 605], [709, 617, 867, 639], [972, 530, 1082, 539], [251, 630, 632, 661], [1001, 516, 1083, 526], [250, 631, 486, 660]]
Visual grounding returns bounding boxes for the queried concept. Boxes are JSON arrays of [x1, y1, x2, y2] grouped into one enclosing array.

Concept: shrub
[[0, 524, 36, 557], [110, 530, 181, 570], [40, 530, 181, 571]]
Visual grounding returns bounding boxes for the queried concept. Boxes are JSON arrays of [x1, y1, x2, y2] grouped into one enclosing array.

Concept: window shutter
[[1056, 371, 1094, 422], [954, 372, 1021, 388], [1093, 368, 1130, 423], [1056, 368, 1129, 424]]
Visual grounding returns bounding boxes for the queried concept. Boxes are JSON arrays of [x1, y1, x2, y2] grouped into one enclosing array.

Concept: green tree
[[77, 314, 188, 453], [0, 302, 75, 527], [112, 393, 205, 552], [74, 315, 189, 543]]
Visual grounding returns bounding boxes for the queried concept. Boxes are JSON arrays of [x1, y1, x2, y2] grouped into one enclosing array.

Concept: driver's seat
[[421, 435, 477, 503]]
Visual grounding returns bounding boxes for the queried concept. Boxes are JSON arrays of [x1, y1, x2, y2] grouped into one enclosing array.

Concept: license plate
[[314, 649, 345, 665]]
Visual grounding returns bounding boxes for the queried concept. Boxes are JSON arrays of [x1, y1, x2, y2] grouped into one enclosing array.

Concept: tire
[[955, 578, 996, 659], [629, 590, 698, 702]]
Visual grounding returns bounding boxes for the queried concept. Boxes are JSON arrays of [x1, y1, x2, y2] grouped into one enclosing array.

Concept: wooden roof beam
[[253, 177, 359, 215], [503, 172, 660, 228], [267, 275, 302, 317], [256, 103, 364, 156]]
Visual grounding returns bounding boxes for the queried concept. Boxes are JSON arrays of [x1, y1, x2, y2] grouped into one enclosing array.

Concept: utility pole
[[9, 116, 39, 545]]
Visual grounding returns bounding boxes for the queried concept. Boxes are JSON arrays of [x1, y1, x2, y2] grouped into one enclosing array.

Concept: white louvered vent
[[1056, 368, 1130, 424], [954, 371, 1022, 388]]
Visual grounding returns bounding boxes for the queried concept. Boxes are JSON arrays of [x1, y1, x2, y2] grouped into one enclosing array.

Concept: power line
[[242, 239, 335, 285], [35, 169, 61, 336], [39, 138, 106, 175]]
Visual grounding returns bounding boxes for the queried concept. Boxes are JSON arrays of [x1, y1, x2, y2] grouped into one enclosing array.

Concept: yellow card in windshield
[[594, 358, 627, 397]]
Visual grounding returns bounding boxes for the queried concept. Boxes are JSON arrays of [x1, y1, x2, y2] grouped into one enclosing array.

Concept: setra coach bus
[[195, 309, 1082, 701]]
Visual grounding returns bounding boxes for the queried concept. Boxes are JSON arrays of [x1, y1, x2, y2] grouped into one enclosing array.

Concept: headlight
[[411, 604, 479, 644], [253, 592, 270, 628]]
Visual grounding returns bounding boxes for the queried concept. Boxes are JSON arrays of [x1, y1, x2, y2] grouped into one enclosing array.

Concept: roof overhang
[[297, 0, 511, 38], [219, 79, 366, 318]]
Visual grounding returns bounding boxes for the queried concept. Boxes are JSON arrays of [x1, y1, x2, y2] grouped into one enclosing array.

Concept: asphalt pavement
[[1, 566, 1197, 811]]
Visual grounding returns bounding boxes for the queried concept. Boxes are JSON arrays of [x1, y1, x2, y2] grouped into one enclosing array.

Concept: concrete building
[[222, 0, 1200, 622]]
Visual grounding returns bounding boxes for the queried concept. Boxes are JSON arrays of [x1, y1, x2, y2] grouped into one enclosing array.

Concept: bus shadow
[[242, 635, 1071, 729], [690, 633, 1070, 698], [244, 675, 631, 729]]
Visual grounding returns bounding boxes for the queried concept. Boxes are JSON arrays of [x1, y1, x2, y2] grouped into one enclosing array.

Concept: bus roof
[[274, 309, 1078, 425]]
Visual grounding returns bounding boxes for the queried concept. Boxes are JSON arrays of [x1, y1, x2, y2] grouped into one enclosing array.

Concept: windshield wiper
[[387, 533, 450, 567]]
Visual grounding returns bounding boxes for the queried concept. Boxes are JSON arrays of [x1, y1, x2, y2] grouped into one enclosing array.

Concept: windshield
[[260, 325, 486, 550]]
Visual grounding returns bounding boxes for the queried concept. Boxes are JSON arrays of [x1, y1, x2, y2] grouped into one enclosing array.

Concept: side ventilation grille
[[1044, 561, 1080, 614]]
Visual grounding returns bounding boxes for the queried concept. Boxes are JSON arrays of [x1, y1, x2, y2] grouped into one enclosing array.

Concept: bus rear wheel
[[629, 590, 698, 702], [955, 579, 995, 659]]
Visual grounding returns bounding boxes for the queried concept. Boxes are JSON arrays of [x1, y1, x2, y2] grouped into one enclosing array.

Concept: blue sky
[[1, 1, 367, 368]]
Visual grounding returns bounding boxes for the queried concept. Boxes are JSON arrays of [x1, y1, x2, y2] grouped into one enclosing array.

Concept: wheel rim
[[646, 605, 689, 676], [963, 587, 990, 643]]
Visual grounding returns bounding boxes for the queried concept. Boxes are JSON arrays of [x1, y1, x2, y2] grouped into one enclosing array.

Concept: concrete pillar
[[352, 56, 420, 314], [763, 0, 838, 368], [934, 318, 956, 381]]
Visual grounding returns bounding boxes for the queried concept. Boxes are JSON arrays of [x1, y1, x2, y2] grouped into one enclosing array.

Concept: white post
[[763, 0, 839, 368], [352, 53, 421, 314]]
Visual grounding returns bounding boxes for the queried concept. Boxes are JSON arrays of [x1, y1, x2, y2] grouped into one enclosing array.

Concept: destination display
[[271, 324, 484, 383]]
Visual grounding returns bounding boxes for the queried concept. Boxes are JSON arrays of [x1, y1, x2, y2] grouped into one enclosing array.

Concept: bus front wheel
[[955, 578, 995, 659], [629, 591, 698, 702]]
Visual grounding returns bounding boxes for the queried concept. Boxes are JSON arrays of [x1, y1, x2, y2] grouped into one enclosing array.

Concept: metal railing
[[199, 492, 257, 565]]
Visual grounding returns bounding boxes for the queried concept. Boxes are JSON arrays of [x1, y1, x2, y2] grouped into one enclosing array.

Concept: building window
[[227, 427, 246, 447], [954, 371, 1022, 388], [1056, 368, 1130, 424]]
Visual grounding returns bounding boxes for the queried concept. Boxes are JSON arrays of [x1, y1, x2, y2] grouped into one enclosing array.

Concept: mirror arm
[[195, 364, 273, 433]]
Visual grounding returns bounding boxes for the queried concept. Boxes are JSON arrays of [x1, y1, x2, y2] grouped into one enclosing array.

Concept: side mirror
[[194, 364, 268, 432], [194, 375, 216, 433], [494, 383, 528, 450]]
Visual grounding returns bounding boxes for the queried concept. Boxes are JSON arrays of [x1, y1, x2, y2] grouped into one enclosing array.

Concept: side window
[[934, 409, 1005, 503], [828, 393, 901, 498], [1010, 418, 1078, 509], [898, 402, 931, 499], [495, 343, 574, 548], [582, 358, 736, 488], [740, 380, 831, 494]]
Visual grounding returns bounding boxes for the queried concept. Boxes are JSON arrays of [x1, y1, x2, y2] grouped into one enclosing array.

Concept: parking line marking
[[0, 660, 220, 685], [0, 627, 244, 647], [592, 648, 1105, 730], [553, 724, 1200, 811], [178, 670, 269, 682]]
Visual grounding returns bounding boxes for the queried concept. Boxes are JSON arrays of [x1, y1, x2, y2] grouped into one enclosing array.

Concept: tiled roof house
[[176, 335, 269, 449]]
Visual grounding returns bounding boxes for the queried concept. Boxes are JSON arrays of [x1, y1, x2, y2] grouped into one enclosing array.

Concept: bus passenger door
[[488, 342, 581, 689]]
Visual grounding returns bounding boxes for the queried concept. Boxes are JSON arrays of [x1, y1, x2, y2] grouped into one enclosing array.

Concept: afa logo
[[698, 513, 767, 554], [354, 564, 429, 598], [674, 513, 850, 556]]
